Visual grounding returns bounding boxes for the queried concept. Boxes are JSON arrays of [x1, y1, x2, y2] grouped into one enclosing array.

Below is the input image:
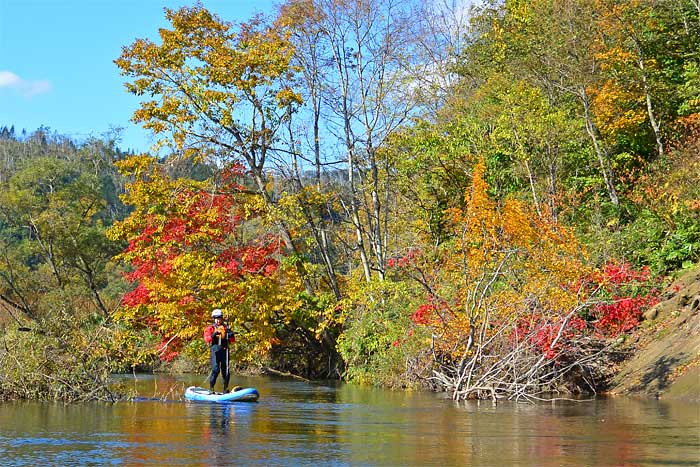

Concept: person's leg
[[216, 347, 229, 392], [209, 349, 220, 392], [222, 352, 230, 393]]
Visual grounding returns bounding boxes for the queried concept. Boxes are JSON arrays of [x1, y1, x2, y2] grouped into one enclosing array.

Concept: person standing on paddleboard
[[204, 309, 235, 394]]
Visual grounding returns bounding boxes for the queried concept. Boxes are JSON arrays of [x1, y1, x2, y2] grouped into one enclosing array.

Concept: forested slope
[[1, 0, 699, 401]]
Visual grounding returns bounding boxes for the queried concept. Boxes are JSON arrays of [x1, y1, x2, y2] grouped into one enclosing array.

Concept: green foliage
[[612, 209, 700, 274], [265, 289, 341, 378], [0, 133, 133, 401], [0, 156, 123, 319], [602, 140, 700, 273], [388, 121, 473, 245], [337, 278, 426, 387], [678, 61, 700, 117]]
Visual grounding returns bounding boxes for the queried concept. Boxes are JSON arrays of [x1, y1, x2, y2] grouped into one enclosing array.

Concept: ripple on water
[[0, 376, 698, 467]]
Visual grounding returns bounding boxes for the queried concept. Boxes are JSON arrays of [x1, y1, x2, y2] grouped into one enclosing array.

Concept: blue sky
[[0, 0, 276, 154]]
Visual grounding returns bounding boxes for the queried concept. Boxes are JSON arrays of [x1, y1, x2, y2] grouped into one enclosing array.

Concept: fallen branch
[[262, 366, 312, 383]]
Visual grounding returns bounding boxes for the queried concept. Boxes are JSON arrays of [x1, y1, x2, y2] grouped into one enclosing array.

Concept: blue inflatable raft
[[185, 386, 259, 402]]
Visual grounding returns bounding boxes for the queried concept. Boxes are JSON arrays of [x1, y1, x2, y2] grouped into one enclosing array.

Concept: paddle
[[225, 314, 231, 392]]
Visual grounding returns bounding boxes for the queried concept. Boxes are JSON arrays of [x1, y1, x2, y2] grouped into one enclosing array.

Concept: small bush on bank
[[337, 279, 427, 388], [0, 324, 119, 402]]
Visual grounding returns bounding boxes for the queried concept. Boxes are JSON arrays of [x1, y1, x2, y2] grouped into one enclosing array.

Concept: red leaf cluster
[[411, 303, 435, 325], [157, 336, 181, 363], [214, 236, 281, 277], [120, 187, 281, 310], [599, 262, 651, 286], [386, 248, 420, 268], [588, 261, 660, 338], [593, 294, 659, 337], [121, 283, 151, 307], [513, 314, 587, 360]]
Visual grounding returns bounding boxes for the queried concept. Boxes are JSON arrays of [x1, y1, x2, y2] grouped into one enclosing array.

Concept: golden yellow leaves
[[592, 80, 647, 138], [276, 88, 303, 108], [116, 4, 303, 160]]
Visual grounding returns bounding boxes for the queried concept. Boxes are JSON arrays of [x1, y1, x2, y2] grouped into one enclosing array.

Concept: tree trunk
[[636, 46, 664, 157], [29, 218, 64, 288], [251, 171, 316, 296], [525, 159, 542, 217], [547, 150, 559, 221], [581, 88, 620, 207], [343, 91, 372, 285]]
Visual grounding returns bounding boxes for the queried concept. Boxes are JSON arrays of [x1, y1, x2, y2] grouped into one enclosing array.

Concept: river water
[[0, 374, 698, 466]]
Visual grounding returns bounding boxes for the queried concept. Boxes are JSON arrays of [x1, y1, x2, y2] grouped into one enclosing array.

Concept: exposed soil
[[609, 266, 700, 401]]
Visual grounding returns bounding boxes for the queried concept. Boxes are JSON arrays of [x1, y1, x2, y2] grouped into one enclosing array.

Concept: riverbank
[[610, 265, 700, 401]]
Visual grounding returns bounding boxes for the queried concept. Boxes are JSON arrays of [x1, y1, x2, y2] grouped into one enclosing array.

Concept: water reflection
[[0, 375, 697, 466]]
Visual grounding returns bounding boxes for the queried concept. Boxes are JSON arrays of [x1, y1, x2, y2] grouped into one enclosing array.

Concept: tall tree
[[0, 157, 120, 322], [279, 0, 419, 283], [593, 0, 699, 158], [115, 6, 314, 294], [106, 156, 303, 364]]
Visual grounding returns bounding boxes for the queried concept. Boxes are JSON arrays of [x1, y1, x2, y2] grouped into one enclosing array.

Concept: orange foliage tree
[[395, 159, 599, 401]]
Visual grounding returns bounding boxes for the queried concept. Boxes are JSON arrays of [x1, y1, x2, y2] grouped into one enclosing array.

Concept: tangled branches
[[0, 326, 119, 403], [418, 306, 628, 402]]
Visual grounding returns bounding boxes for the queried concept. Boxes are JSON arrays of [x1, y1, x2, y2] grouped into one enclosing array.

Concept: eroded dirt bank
[[610, 266, 700, 401]]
